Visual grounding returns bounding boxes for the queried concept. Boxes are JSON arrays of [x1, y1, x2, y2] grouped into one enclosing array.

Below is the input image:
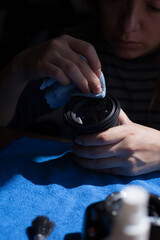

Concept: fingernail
[[96, 68, 101, 78], [94, 84, 102, 94]]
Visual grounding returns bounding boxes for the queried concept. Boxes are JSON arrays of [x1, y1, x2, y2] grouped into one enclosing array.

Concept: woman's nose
[[121, 1, 141, 33]]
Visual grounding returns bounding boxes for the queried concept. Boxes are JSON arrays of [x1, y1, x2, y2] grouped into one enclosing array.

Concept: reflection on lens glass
[[64, 94, 120, 135], [71, 98, 113, 126]]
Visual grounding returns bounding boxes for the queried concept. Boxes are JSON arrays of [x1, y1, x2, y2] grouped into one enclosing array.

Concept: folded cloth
[[40, 71, 106, 109], [0, 137, 160, 240]]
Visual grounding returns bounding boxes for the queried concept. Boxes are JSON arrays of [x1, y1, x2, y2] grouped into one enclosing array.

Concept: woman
[[0, 0, 160, 175]]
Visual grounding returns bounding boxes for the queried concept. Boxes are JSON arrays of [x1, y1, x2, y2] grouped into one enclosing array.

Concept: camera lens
[[63, 92, 120, 136]]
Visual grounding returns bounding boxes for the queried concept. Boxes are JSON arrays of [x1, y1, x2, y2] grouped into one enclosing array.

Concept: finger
[[74, 156, 123, 170], [119, 109, 131, 125], [53, 55, 91, 93], [75, 54, 102, 94], [59, 51, 102, 94], [46, 53, 100, 94], [48, 37, 102, 94], [72, 143, 120, 159], [43, 62, 71, 85], [69, 37, 101, 77], [75, 125, 128, 146], [62, 59, 92, 93]]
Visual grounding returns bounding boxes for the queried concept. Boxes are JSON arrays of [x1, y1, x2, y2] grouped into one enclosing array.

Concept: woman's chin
[[114, 48, 144, 60]]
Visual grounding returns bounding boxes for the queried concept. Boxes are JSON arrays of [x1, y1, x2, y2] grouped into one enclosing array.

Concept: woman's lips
[[114, 38, 142, 49]]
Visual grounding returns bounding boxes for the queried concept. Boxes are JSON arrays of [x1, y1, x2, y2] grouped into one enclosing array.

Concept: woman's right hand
[[0, 34, 102, 127], [14, 34, 102, 94]]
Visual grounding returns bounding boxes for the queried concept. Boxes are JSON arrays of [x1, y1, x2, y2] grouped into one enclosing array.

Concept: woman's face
[[99, 0, 160, 59]]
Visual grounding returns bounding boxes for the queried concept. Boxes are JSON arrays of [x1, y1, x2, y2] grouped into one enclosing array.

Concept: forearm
[[0, 56, 29, 127]]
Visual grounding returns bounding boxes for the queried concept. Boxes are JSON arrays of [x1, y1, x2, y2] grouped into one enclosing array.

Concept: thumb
[[118, 109, 132, 125]]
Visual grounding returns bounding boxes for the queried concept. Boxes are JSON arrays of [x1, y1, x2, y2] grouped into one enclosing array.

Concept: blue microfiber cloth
[[0, 137, 160, 240], [40, 71, 106, 109]]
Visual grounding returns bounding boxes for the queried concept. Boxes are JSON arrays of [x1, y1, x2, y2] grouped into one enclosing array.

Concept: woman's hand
[[72, 109, 160, 176], [14, 34, 102, 94], [0, 34, 101, 127]]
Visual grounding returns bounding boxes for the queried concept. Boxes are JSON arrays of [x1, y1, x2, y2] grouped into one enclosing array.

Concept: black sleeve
[[8, 79, 51, 131]]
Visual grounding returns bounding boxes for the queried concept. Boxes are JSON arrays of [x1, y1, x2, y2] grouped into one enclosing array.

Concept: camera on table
[[81, 191, 160, 240], [63, 92, 120, 136]]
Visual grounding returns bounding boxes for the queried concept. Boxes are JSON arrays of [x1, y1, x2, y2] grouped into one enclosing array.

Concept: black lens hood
[[63, 92, 120, 136]]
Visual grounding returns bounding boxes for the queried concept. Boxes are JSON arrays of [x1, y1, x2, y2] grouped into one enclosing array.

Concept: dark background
[[0, 0, 93, 136], [0, 0, 91, 70]]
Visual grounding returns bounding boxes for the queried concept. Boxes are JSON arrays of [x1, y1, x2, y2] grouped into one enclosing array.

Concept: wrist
[[1, 53, 30, 91], [0, 54, 30, 104], [0, 56, 30, 127], [9, 53, 30, 85], [152, 129, 160, 172]]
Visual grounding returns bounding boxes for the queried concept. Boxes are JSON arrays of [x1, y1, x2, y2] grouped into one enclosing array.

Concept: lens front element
[[64, 93, 120, 135]]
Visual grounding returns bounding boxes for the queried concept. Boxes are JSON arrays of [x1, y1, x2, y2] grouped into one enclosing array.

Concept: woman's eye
[[148, 5, 160, 11]]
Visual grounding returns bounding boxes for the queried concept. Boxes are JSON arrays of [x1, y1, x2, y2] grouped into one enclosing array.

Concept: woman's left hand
[[72, 109, 160, 176]]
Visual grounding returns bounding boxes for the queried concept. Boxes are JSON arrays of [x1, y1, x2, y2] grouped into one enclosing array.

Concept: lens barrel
[[63, 93, 120, 136]]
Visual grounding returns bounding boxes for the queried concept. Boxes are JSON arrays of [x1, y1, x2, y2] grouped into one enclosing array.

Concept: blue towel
[[0, 137, 160, 240], [40, 72, 106, 109]]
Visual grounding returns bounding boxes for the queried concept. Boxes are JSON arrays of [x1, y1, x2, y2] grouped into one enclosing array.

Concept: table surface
[[1, 127, 160, 240], [0, 127, 71, 150]]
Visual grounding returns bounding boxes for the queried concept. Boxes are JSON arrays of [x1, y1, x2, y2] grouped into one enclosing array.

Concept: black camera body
[[63, 93, 120, 136], [81, 192, 160, 240]]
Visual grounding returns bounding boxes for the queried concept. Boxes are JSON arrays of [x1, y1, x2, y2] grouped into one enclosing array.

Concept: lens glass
[[71, 97, 112, 126]]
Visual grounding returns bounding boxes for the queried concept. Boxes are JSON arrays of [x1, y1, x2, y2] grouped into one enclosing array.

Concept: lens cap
[[63, 93, 120, 136]]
